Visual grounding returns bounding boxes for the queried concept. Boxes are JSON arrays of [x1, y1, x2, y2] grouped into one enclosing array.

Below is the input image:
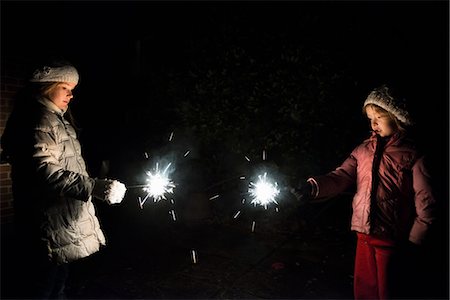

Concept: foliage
[[165, 26, 354, 182]]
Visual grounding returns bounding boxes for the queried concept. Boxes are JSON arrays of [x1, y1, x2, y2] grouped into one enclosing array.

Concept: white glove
[[93, 179, 127, 204]]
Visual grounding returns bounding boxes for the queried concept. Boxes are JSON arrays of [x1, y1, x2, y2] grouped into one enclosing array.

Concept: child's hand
[[92, 179, 127, 204], [290, 181, 312, 204]]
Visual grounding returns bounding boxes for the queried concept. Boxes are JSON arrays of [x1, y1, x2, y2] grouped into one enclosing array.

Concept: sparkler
[[248, 172, 280, 209], [141, 162, 175, 203]]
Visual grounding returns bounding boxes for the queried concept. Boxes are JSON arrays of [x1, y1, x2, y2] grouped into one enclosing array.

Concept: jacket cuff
[[307, 177, 319, 198]]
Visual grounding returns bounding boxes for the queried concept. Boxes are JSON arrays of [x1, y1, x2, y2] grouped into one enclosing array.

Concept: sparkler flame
[[248, 172, 280, 209], [143, 162, 175, 202]]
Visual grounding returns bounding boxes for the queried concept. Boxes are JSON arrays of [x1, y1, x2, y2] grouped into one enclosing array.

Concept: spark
[[144, 152, 149, 159], [251, 221, 256, 232], [241, 198, 246, 204], [240, 176, 246, 180], [191, 249, 197, 264], [233, 210, 241, 219], [169, 131, 174, 141], [248, 172, 280, 209], [170, 210, 177, 221], [209, 194, 220, 200], [184, 150, 190, 157], [275, 207, 279, 212], [142, 162, 175, 202], [138, 196, 145, 209], [170, 198, 175, 205], [262, 150, 266, 161], [245, 156, 251, 162]]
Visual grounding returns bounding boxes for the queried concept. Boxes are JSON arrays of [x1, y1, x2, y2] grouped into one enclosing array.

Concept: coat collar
[[369, 131, 405, 148], [37, 97, 67, 116]]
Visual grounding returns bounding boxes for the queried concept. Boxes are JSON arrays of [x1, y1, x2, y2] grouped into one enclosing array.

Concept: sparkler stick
[[128, 184, 150, 189]]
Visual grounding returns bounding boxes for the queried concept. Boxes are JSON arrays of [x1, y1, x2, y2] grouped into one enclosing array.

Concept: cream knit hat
[[363, 85, 412, 125], [30, 64, 79, 84]]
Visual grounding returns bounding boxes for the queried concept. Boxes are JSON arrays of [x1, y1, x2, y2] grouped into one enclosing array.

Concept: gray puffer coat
[[2, 97, 105, 264]]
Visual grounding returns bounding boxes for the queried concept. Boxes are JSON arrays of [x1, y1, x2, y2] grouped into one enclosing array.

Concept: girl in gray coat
[[1, 60, 127, 299]]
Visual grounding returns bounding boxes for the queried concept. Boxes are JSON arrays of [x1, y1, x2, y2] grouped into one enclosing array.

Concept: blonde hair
[[363, 103, 406, 132], [38, 82, 61, 98]]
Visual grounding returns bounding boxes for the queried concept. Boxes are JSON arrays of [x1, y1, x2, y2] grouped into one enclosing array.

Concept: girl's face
[[48, 82, 77, 110], [365, 105, 397, 137]]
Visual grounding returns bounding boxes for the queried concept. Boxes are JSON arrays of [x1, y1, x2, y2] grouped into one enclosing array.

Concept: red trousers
[[354, 233, 396, 299]]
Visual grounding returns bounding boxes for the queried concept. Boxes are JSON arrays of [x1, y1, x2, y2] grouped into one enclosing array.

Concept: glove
[[92, 179, 127, 204], [290, 180, 313, 204]]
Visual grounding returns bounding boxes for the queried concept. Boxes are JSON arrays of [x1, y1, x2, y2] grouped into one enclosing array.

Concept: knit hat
[[30, 64, 79, 84], [363, 85, 412, 125]]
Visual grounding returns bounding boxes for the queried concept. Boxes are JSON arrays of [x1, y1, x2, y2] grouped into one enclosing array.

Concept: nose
[[67, 90, 73, 99]]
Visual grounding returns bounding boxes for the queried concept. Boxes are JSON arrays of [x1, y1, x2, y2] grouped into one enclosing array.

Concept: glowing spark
[[170, 210, 177, 221], [245, 156, 251, 162], [275, 207, 279, 212], [184, 150, 190, 157], [248, 172, 280, 209], [262, 150, 266, 161], [144, 152, 149, 159], [169, 131, 174, 141], [242, 198, 246, 204], [209, 194, 219, 200], [170, 199, 175, 205], [191, 250, 197, 264], [240, 176, 246, 180], [142, 162, 175, 202], [233, 210, 241, 219], [251, 221, 256, 232], [138, 196, 145, 209]]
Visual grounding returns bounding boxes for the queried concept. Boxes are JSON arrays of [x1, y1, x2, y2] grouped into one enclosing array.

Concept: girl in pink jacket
[[293, 85, 437, 299]]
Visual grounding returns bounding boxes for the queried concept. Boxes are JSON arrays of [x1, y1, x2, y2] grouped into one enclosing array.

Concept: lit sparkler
[[248, 172, 280, 209], [142, 162, 175, 202]]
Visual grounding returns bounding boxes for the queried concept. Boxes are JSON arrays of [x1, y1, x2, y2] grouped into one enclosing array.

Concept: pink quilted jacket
[[309, 131, 436, 245]]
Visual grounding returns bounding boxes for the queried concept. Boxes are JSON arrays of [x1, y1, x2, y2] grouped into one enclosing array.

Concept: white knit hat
[[30, 65, 79, 84], [363, 85, 412, 125]]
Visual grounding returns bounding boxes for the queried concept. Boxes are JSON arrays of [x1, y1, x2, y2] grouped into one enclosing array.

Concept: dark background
[[1, 1, 449, 299], [2, 0, 448, 217]]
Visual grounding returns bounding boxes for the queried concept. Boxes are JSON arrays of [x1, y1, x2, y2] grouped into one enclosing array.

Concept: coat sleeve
[[409, 156, 437, 244], [32, 123, 95, 201], [310, 148, 358, 200]]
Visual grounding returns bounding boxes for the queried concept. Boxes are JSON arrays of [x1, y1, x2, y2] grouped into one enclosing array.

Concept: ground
[[1, 193, 445, 299]]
